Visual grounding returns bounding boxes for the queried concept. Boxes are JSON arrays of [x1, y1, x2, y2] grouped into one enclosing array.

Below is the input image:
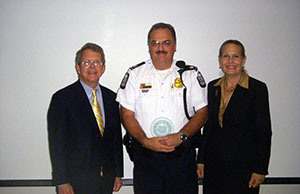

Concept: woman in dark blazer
[[197, 40, 272, 194]]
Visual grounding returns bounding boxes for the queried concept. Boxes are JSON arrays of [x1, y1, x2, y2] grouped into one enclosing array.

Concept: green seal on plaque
[[150, 117, 174, 137]]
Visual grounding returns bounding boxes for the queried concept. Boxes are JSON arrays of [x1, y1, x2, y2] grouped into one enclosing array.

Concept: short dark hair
[[147, 22, 176, 44], [219, 39, 246, 58], [75, 42, 106, 65]]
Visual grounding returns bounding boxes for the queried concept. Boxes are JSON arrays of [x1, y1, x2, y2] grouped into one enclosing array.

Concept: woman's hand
[[249, 173, 265, 188]]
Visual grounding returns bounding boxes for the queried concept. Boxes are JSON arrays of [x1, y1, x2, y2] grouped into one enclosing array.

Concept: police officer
[[117, 22, 208, 194]]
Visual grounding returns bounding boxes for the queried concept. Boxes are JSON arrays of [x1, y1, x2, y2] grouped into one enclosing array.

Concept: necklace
[[224, 76, 240, 91], [224, 84, 236, 91], [224, 80, 236, 91]]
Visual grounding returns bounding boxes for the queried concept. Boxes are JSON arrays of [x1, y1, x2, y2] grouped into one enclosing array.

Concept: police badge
[[174, 77, 183, 88]]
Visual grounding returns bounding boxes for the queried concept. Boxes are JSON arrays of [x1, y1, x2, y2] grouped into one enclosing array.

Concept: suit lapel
[[211, 85, 221, 118], [224, 85, 249, 114], [100, 85, 110, 136], [74, 81, 100, 133]]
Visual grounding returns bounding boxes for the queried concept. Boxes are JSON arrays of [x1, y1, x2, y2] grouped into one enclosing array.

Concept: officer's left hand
[[142, 136, 175, 152], [160, 133, 182, 148]]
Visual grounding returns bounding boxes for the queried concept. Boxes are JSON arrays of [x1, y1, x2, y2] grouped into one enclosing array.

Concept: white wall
[[0, 0, 299, 180]]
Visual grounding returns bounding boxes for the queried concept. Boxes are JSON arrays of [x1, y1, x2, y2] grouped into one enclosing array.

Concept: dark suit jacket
[[199, 76, 272, 175], [47, 80, 123, 187]]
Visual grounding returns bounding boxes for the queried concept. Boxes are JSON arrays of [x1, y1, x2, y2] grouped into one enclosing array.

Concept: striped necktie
[[92, 89, 104, 136]]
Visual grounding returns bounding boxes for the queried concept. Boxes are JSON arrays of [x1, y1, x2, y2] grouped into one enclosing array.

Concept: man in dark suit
[[47, 43, 123, 194]]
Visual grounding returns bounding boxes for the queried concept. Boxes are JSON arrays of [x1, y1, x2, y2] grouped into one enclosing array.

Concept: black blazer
[[199, 76, 272, 175], [47, 80, 123, 186]]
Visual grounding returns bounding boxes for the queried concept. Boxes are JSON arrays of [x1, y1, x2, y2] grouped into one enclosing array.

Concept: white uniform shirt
[[116, 59, 207, 138]]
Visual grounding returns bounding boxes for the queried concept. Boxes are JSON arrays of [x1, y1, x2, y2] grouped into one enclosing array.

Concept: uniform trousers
[[133, 143, 198, 194]]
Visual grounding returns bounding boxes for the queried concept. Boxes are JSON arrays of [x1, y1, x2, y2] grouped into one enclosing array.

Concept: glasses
[[149, 40, 172, 48], [80, 60, 102, 67]]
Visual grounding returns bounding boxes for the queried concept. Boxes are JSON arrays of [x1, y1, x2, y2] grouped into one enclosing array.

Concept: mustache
[[156, 50, 167, 54]]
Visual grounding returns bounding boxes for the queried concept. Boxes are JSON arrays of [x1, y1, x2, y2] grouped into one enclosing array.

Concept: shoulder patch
[[120, 72, 130, 89], [197, 71, 206, 88], [130, 61, 145, 70]]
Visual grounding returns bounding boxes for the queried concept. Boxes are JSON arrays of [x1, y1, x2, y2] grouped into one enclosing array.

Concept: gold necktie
[[92, 89, 104, 136]]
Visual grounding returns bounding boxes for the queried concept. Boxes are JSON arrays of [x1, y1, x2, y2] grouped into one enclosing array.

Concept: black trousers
[[203, 163, 260, 194], [133, 143, 198, 194], [56, 175, 115, 194]]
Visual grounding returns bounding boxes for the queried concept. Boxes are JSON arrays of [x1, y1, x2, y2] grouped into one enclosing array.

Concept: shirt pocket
[[137, 88, 157, 113], [170, 88, 184, 113]]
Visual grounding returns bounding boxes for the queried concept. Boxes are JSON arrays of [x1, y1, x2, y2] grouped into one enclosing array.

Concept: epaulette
[[129, 61, 145, 70], [191, 65, 198, 71], [120, 62, 145, 89]]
